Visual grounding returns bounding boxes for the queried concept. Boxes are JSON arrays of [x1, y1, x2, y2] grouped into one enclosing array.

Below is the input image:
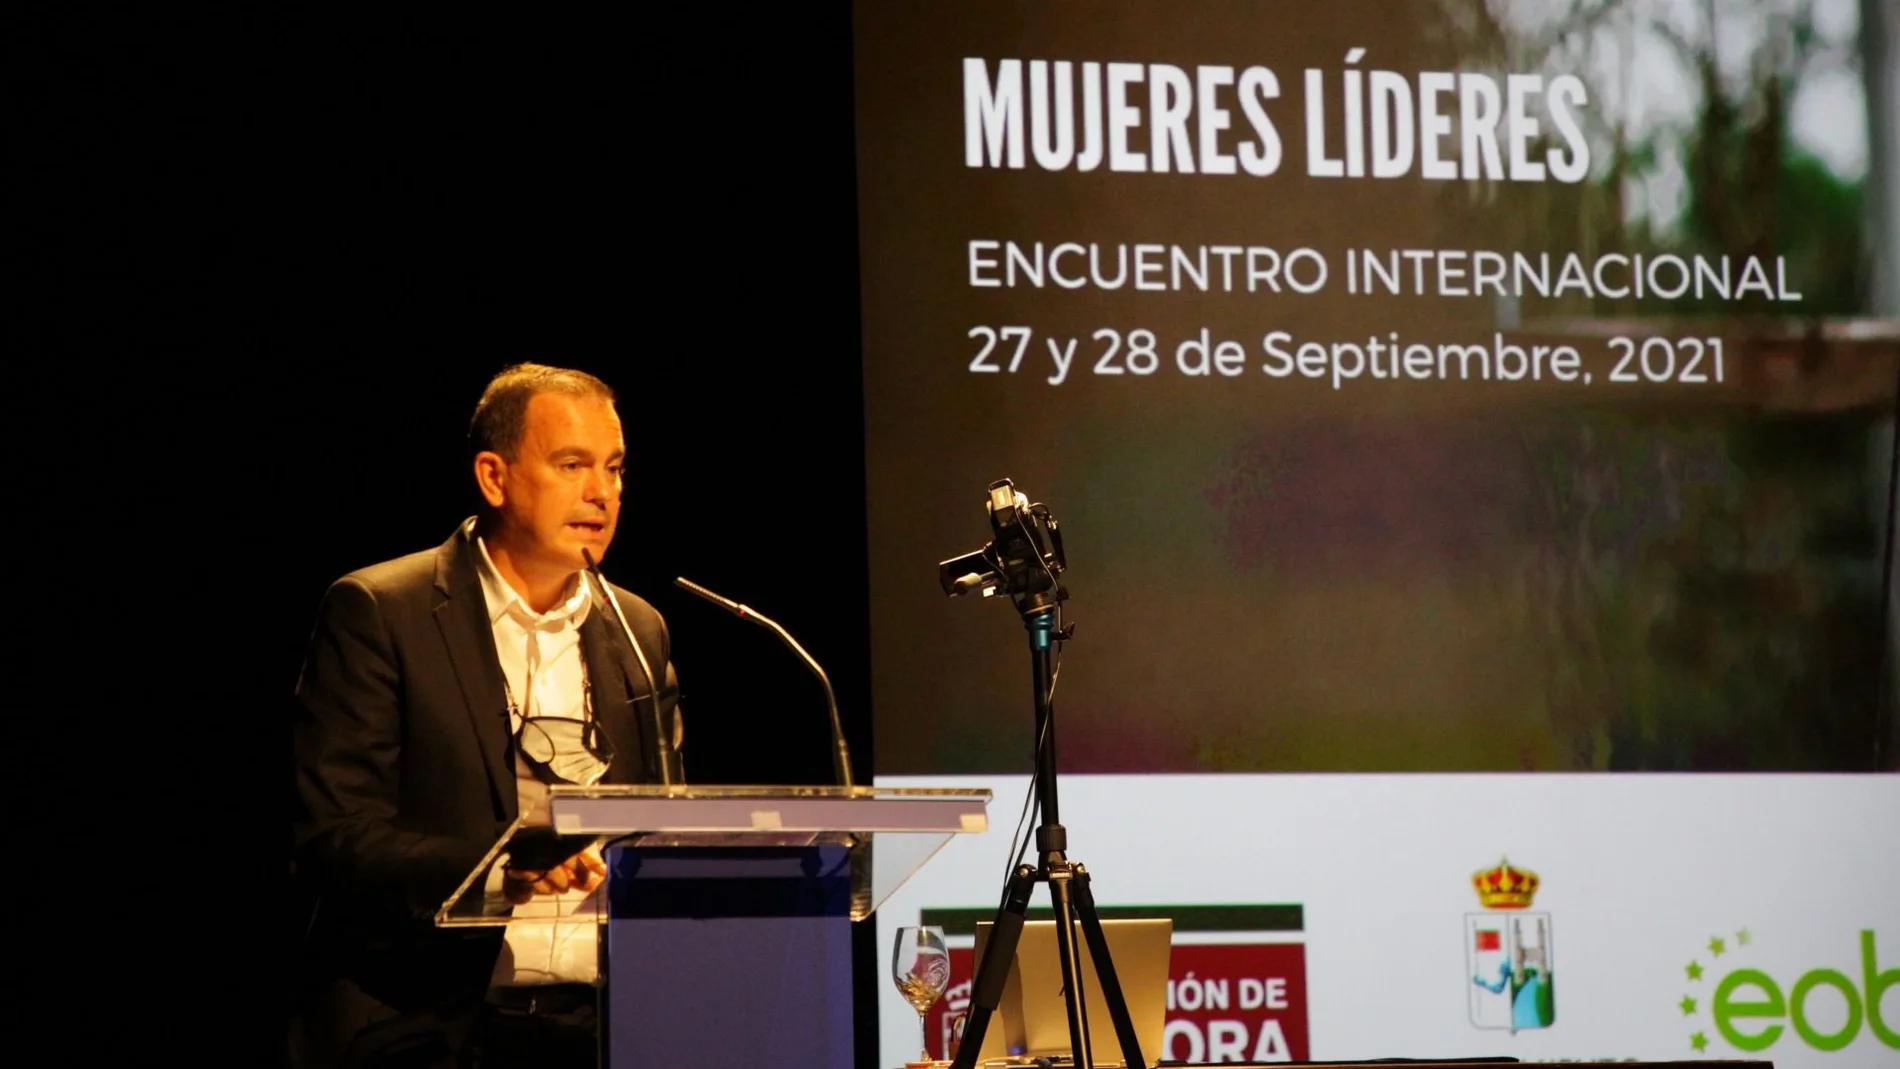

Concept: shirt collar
[[472, 524, 593, 630]]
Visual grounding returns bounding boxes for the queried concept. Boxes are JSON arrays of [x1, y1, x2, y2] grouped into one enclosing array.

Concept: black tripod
[[939, 480, 1144, 1069]]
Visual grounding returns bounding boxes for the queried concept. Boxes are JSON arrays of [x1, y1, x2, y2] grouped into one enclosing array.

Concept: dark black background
[[18, 5, 882, 1064], [258, 4, 870, 816]]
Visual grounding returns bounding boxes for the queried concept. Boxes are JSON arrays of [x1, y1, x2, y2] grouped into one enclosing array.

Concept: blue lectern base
[[605, 844, 855, 1067]]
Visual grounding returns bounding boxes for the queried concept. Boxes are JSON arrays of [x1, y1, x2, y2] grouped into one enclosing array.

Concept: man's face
[[485, 391, 625, 575]]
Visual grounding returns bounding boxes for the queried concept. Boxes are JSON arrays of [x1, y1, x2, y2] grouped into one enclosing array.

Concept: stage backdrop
[[855, 1, 1899, 1066]]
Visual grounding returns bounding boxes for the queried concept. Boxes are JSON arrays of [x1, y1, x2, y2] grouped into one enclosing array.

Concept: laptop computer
[[968, 917, 1173, 1067]]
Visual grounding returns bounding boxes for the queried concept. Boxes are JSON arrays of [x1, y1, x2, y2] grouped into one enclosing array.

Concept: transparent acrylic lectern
[[436, 784, 991, 1067]]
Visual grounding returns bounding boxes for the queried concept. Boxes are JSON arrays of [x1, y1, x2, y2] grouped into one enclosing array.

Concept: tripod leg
[[947, 864, 1037, 1069], [1046, 862, 1095, 1069], [1071, 865, 1146, 1068]]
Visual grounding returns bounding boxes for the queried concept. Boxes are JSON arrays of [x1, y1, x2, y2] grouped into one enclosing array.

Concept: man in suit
[[291, 363, 682, 1068]]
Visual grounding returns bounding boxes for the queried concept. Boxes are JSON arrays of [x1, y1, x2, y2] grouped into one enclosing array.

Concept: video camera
[[937, 478, 1068, 615]]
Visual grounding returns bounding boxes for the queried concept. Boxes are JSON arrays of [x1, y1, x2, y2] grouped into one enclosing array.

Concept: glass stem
[[919, 1007, 930, 1059]]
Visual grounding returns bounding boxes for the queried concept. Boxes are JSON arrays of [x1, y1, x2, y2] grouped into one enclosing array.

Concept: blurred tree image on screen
[[1458, 0, 1893, 769], [854, 0, 1897, 775], [1200, 0, 1895, 772]]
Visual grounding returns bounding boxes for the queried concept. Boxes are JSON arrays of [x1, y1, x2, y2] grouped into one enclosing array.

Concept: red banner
[[926, 942, 1309, 1063]]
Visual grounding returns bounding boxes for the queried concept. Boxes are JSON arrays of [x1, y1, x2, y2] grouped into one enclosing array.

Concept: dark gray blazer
[[290, 521, 679, 1061]]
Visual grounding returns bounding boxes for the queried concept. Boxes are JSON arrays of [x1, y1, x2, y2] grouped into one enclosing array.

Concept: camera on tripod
[[932, 478, 1143, 1069], [937, 478, 1068, 614]]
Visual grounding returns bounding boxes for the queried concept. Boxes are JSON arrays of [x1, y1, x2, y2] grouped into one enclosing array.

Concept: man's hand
[[502, 843, 607, 905]]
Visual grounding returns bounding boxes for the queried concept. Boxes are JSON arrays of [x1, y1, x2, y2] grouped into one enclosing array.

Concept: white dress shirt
[[472, 526, 605, 987]]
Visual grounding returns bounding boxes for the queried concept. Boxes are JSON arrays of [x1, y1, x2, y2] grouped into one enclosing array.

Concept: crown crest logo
[[1471, 857, 1539, 909]]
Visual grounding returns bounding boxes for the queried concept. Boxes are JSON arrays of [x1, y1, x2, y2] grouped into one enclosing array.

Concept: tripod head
[[937, 478, 1068, 619]]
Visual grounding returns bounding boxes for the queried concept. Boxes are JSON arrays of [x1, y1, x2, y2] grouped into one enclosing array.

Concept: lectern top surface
[[440, 784, 993, 926]]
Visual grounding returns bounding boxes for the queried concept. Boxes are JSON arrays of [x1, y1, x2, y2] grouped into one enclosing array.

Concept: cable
[[1018, 506, 1062, 597], [995, 504, 1069, 892], [1000, 710, 1049, 888], [1001, 617, 1063, 888]]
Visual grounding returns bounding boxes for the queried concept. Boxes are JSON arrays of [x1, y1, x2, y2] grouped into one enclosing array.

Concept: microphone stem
[[582, 552, 675, 787], [675, 576, 856, 789], [745, 611, 855, 790]]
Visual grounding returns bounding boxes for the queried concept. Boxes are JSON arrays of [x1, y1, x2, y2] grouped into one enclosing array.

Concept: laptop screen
[[970, 918, 1173, 1066]]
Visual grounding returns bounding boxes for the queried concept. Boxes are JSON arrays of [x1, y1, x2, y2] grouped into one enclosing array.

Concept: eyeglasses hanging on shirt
[[504, 653, 616, 787]]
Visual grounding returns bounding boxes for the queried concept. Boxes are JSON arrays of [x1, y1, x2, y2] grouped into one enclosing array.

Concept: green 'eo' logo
[[1679, 929, 1896, 1054]]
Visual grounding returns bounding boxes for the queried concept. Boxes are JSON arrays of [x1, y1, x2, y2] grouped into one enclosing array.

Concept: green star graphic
[[1680, 995, 1697, 1016], [1686, 960, 1704, 981], [1736, 927, 1751, 947], [1709, 936, 1726, 957], [1691, 1031, 1709, 1052]]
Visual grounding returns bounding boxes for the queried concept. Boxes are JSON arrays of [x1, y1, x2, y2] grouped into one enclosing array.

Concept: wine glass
[[891, 925, 951, 1060]]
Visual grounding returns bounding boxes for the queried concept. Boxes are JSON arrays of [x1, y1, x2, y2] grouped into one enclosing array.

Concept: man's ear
[[473, 451, 508, 508]]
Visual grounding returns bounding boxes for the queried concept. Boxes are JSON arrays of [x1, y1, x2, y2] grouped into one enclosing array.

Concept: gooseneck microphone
[[674, 576, 856, 789], [580, 548, 676, 787]]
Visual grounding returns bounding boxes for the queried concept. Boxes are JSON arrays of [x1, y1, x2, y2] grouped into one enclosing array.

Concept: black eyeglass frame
[[502, 646, 616, 786]]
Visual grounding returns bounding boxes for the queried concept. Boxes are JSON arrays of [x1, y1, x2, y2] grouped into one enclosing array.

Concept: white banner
[[874, 773, 1899, 1068]]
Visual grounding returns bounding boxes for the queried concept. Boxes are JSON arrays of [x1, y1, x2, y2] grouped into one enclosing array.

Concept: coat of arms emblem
[[1465, 857, 1556, 1033]]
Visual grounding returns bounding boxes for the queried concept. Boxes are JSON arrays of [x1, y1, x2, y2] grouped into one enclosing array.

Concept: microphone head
[[580, 548, 601, 573], [950, 572, 994, 596]]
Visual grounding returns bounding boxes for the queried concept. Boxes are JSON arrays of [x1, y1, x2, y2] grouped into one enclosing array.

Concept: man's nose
[[583, 465, 615, 505]]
